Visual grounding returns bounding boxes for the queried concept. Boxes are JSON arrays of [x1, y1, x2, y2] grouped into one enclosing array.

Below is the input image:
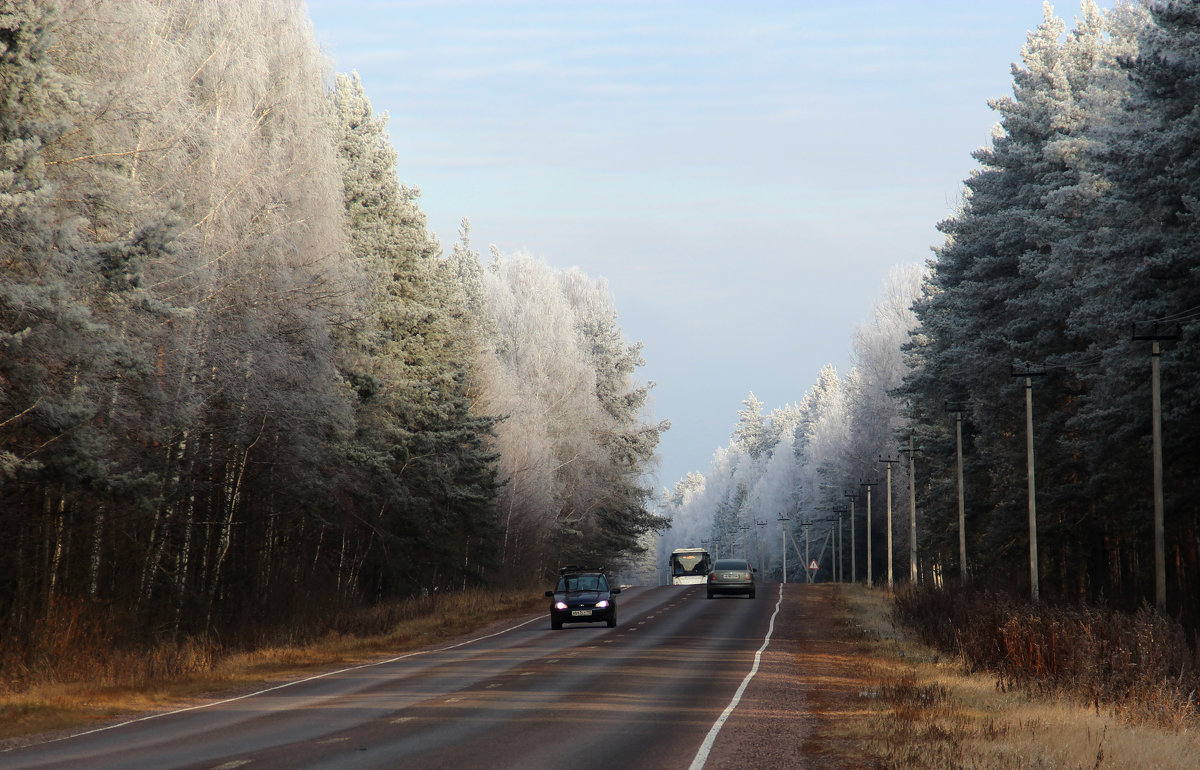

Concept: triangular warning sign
[[808, 560, 819, 571]]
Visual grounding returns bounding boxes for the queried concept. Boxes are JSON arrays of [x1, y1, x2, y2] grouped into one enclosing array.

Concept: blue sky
[[303, 0, 1088, 494]]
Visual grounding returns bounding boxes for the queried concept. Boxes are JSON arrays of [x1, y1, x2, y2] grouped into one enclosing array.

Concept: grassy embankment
[[834, 584, 1200, 768], [0, 589, 544, 741]]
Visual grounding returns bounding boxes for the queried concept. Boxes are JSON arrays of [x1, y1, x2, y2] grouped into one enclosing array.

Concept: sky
[[302, 0, 1091, 495]]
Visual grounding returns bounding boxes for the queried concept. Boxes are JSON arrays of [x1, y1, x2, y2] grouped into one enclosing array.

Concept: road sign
[[808, 560, 819, 571]]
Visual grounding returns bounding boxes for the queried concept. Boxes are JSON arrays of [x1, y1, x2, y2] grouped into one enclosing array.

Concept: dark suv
[[546, 567, 620, 629]]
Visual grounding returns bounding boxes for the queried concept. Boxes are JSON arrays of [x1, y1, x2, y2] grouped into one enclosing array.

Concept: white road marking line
[[687, 582, 783, 770], [8, 614, 544, 750], [211, 762, 251, 769]]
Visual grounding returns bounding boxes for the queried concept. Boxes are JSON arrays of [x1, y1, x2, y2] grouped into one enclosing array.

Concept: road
[[0, 583, 785, 770]]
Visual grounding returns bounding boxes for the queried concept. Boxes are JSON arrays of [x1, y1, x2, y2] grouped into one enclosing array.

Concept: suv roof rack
[[558, 565, 605, 575]]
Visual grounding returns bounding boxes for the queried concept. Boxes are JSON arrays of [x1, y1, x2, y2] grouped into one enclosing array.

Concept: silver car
[[707, 558, 757, 599]]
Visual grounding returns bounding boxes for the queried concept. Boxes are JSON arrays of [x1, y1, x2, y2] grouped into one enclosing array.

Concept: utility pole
[[739, 525, 750, 559], [879, 456, 899, 591], [778, 513, 789, 584], [836, 507, 844, 582], [802, 518, 811, 584], [861, 481, 877, 587], [899, 435, 921, 584], [945, 401, 969, 583], [815, 510, 840, 583], [845, 491, 858, 583], [797, 517, 837, 583], [1012, 365, 1046, 604], [755, 519, 767, 574], [1133, 322, 1180, 614], [826, 507, 848, 583]]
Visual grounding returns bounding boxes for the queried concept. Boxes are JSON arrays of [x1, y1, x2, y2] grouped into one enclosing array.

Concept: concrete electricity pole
[[899, 435, 921, 584], [946, 401, 969, 583], [755, 519, 767, 574], [836, 508, 844, 582], [879, 456, 900, 591], [1133, 322, 1180, 614], [778, 513, 789, 584], [861, 481, 877, 587], [802, 518, 811, 584], [845, 491, 858, 583], [1012, 365, 1045, 604]]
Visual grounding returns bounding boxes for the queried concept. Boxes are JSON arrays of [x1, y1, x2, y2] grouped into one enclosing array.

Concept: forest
[[663, 0, 1200, 627], [0, 0, 668, 651]]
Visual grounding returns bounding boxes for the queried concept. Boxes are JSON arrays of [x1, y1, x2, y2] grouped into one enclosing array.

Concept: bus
[[668, 547, 713, 586]]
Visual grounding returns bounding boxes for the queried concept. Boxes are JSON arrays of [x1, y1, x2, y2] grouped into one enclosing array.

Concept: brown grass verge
[[832, 584, 1200, 769], [0, 589, 544, 743]]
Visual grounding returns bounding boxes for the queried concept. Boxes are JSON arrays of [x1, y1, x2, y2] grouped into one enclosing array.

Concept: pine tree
[[331, 73, 500, 595], [732, 392, 771, 460], [1065, 0, 1200, 615], [902, 5, 1120, 594], [563, 272, 669, 564]]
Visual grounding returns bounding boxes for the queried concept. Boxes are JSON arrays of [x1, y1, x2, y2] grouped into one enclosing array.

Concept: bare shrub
[[0, 588, 540, 699], [0, 598, 218, 694], [893, 586, 1200, 727]]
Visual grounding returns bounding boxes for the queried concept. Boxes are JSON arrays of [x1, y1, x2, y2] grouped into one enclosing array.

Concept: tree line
[[0, 0, 666, 649], [664, 0, 1200, 626]]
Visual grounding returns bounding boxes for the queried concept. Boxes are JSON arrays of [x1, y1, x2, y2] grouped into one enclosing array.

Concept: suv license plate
[[571, 610, 593, 617]]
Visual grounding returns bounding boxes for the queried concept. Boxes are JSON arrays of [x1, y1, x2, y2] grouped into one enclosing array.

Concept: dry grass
[[0, 589, 544, 742], [835, 584, 1200, 768]]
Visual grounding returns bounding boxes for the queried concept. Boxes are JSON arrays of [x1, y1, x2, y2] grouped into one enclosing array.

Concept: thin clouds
[[303, 0, 1094, 490]]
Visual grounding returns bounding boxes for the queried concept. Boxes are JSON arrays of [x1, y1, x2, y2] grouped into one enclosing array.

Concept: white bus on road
[[668, 547, 713, 585]]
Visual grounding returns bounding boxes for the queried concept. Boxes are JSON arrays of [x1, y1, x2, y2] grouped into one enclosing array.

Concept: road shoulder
[[704, 583, 875, 769]]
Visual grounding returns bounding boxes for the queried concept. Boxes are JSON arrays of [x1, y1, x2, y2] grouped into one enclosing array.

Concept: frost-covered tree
[[3, 0, 384, 642], [899, 1, 1200, 617], [331, 72, 500, 596], [0, 0, 121, 621], [841, 265, 925, 582], [902, 2, 1142, 596], [662, 265, 923, 584], [1062, 0, 1200, 611], [476, 251, 665, 579], [732, 393, 771, 460], [0, 0, 667, 659]]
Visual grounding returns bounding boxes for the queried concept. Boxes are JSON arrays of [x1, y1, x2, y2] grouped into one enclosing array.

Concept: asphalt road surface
[[0, 583, 784, 770]]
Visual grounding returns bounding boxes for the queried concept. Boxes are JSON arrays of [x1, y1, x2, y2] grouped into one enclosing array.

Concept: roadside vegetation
[[1, 0, 666, 686], [0, 589, 543, 743], [837, 584, 1200, 769]]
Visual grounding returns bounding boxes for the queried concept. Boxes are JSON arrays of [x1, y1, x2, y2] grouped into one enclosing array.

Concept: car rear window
[[558, 574, 608, 592], [713, 560, 749, 570]]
